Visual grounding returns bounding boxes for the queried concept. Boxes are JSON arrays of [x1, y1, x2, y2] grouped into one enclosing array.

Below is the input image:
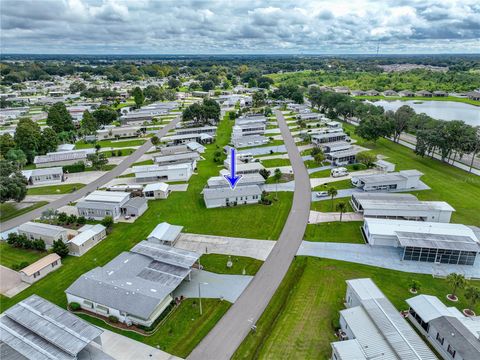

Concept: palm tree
[[409, 279, 421, 294], [336, 202, 347, 222], [464, 286, 480, 314], [273, 168, 282, 200], [446, 273, 466, 300], [327, 187, 338, 211]]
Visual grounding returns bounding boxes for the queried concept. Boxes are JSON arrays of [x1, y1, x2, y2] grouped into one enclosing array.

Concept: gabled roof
[[147, 222, 183, 243], [203, 185, 262, 200], [20, 253, 61, 276], [406, 295, 461, 323], [18, 222, 66, 238], [143, 182, 169, 192], [430, 316, 480, 358]]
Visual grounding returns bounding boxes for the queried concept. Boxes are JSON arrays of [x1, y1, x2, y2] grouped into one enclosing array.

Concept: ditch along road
[[188, 110, 311, 360], [2, 117, 181, 231]]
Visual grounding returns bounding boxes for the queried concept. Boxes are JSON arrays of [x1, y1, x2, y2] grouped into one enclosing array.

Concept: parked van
[[331, 167, 349, 178]]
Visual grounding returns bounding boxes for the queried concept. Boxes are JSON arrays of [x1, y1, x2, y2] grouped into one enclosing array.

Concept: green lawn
[[101, 148, 136, 157], [0, 242, 48, 269], [309, 163, 368, 178], [250, 139, 284, 148], [310, 198, 353, 212], [303, 222, 364, 243], [312, 179, 354, 191], [77, 299, 230, 358], [200, 254, 263, 275], [27, 183, 85, 195], [0, 201, 49, 222], [356, 95, 480, 107], [75, 139, 147, 149], [261, 158, 291, 168], [233, 257, 480, 360], [343, 122, 480, 225], [254, 152, 287, 158]]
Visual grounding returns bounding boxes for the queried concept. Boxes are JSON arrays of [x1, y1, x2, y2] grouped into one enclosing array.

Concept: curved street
[[2, 117, 181, 231], [188, 110, 311, 360]]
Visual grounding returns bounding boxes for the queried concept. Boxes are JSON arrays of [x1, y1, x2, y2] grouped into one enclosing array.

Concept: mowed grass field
[[233, 257, 480, 360], [27, 183, 85, 195], [0, 201, 49, 222], [200, 254, 263, 276], [303, 222, 364, 243], [343, 122, 480, 225], [0, 242, 48, 269]]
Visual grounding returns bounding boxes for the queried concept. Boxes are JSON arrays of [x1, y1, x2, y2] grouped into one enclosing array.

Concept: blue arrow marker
[[224, 147, 243, 189]]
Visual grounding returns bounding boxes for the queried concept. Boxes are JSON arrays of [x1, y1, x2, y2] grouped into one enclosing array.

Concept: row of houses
[[331, 278, 480, 360], [120, 101, 179, 125], [231, 114, 269, 148]]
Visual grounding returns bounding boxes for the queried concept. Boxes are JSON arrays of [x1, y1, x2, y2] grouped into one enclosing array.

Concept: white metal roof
[[83, 190, 130, 204], [18, 221, 66, 238], [21, 167, 63, 178], [331, 339, 368, 359], [406, 295, 461, 323], [68, 224, 106, 246], [347, 278, 385, 301], [143, 182, 169, 192], [203, 185, 262, 200], [147, 222, 183, 243]]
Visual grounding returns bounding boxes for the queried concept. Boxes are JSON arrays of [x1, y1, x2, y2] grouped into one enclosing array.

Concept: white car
[[316, 191, 329, 197]]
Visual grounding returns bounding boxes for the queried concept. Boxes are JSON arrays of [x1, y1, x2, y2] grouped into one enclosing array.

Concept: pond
[[369, 100, 480, 127]]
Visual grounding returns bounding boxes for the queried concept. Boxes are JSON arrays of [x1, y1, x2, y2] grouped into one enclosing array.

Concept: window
[[83, 300, 94, 308], [436, 332, 444, 345], [52, 261, 58, 268], [34, 271, 40, 278], [96, 304, 110, 314], [447, 345, 456, 358]]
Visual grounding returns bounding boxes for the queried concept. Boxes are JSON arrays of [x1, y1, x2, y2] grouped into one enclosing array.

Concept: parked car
[[316, 191, 329, 197], [331, 167, 349, 178]]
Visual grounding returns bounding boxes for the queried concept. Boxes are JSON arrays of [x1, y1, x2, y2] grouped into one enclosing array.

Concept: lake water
[[370, 100, 480, 127]]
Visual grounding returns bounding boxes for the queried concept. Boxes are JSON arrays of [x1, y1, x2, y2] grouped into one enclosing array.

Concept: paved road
[[188, 110, 311, 359], [2, 117, 181, 231]]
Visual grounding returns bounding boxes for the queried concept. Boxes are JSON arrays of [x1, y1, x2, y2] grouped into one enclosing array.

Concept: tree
[[252, 91, 266, 108], [14, 117, 42, 163], [327, 187, 338, 211], [409, 279, 421, 293], [0, 133, 16, 155], [39, 127, 59, 154], [336, 202, 348, 222], [0, 160, 27, 202], [87, 153, 108, 170], [259, 168, 271, 180], [46, 102, 74, 133], [446, 273, 466, 300], [52, 239, 69, 258], [5, 149, 27, 169], [464, 286, 480, 312], [356, 151, 377, 167], [313, 151, 325, 165], [132, 87, 144, 108], [80, 110, 97, 135], [168, 78, 181, 89], [151, 135, 160, 147], [92, 107, 117, 126], [273, 168, 282, 200], [355, 114, 393, 143], [101, 215, 114, 230], [201, 80, 215, 92], [392, 105, 415, 142], [69, 81, 86, 93], [202, 98, 221, 123]]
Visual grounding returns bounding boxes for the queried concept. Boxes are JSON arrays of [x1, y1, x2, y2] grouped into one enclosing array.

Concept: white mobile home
[[203, 185, 262, 208], [21, 167, 64, 185], [68, 224, 107, 257], [147, 222, 183, 246], [133, 163, 193, 183], [362, 218, 480, 266], [351, 193, 455, 223], [66, 241, 200, 327], [351, 169, 423, 191], [76, 190, 131, 220], [406, 294, 480, 360], [331, 278, 437, 360], [311, 132, 347, 145], [34, 151, 87, 168], [20, 253, 62, 284], [96, 126, 141, 140], [17, 221, 68, 248], [143, 182, 170, 199]]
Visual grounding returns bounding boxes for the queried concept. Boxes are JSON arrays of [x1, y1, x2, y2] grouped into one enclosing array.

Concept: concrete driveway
[[238, 145, 287, 156], [174, 270, 253, 303], [311, 188, 361, 201], [0, 265, 29, 297], [100, 330, 181, 360], [175, 233, 275, 261], [297, 241, 480, 278], [262, 181, 295, 192], [309, 211, 363, 223]]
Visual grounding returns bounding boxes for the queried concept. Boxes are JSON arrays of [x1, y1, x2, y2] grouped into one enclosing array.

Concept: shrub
[[12, 261, 30, 271], [108, 315, 119, 323], [63, 162, 85, 173], [77, 216, 87, 225], [69, 302, 81, 311], [352, 164, 360, 170], [52, 239, 69, 258], [101, 216, 114, 230]]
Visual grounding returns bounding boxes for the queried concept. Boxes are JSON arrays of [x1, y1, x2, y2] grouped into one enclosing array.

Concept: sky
[[1, 0, 479, 55]]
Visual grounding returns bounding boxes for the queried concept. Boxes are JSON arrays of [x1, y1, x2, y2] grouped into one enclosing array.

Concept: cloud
[[0, 0, 479, 54]]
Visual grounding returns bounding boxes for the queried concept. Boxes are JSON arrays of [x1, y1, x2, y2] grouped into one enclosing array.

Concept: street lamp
[[198, 282, 208, 315]]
